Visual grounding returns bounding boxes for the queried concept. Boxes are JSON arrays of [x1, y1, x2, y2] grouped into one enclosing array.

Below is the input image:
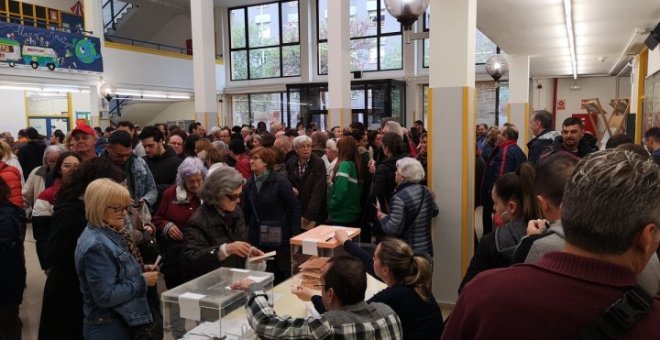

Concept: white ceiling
[[128, 0, 660, 78], [478, 0, 660, 78]]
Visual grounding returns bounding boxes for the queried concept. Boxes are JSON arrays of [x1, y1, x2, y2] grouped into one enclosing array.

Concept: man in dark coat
[[539, 117, 597, 163], [645, 127, 660, 166], [17, 127, 46, 180], [140, 126, 183, 205], [286, 135, 328, 229], [527, 110, 560, 164]]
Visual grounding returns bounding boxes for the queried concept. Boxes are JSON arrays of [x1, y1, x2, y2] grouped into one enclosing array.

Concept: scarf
[[254, 170, 270, 193], [108, 225, 144, 267]]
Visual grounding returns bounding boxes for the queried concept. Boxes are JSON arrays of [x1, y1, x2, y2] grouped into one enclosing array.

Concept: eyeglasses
[[224, 193, 241, 201], [107, 205, 130, 214]]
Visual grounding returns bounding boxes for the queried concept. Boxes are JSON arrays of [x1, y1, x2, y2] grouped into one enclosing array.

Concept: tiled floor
[[20, 223, 46, 340]]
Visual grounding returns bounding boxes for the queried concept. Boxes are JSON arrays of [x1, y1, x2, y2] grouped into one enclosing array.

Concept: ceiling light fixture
[[142, 93, 168, 99], [0, 85, 41, 91], [563, 0, 578, 79], [167, 95, 191, 99]]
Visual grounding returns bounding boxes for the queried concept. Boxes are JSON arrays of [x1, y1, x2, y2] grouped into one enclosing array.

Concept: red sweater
[[152, 185, 201, 233], [0, 162, 23, 208], [235, 154, 252, 179], [443, 252, 660, 340]]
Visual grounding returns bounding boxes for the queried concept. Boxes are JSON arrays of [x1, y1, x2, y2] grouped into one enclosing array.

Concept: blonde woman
[[74, 179, 159, 339]]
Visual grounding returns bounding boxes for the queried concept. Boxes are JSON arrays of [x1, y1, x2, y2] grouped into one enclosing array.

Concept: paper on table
[[302, 238, 318, 256], [248, 250, 276, 262], [178, 292, 205, 321]]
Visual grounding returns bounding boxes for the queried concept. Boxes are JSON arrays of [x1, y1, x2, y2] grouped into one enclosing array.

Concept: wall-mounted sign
[[557, 99, 566, 110], [0, 21, 103, 73]]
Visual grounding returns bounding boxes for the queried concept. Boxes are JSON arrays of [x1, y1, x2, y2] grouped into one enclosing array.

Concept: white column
[[429, 0, 476, 304], [507, 55, 531, 151], [327, 0, 351, 128], [89, 84, 101, 126], [84, 0, 104, 38], [191, 0, 218, 127]]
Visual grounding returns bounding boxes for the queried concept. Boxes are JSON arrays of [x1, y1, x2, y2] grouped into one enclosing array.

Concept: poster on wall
[[0, 21, 103, 73]]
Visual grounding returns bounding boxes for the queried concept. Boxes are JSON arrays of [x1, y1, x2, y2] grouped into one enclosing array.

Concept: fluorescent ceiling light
[[563, 0, 577, 79], [142, 93, 168, 99], [43, 87, 80, 93], [115, 91, 142, 97], [0, 85, 41, 91], [167, 95, 191, 99]]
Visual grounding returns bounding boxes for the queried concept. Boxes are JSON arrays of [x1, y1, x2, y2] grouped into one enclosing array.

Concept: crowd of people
[[0, 113, 658, 339], [0, 119, 436, 340]]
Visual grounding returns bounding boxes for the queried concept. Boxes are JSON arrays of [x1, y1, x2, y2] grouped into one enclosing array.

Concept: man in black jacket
[[526, 110, 559, 164], [286, 135, 327, 229], [139, 126, 182, 205], [539, 117, 596, 163], [17, 127, 46, 180]]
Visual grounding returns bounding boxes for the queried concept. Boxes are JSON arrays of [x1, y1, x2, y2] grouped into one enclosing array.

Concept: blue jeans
[[83, 316, 131, 340]]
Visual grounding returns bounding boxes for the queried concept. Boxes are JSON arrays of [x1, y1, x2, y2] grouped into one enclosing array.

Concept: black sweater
[[312, 240, 444, 340]]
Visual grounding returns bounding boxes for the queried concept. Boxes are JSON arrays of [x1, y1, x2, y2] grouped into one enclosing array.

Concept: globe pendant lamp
[[485, 54, 509, 83], [384, 0, 430, 31]]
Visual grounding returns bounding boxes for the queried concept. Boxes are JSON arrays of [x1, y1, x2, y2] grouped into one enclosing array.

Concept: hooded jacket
[[527, 129, 560, 164]]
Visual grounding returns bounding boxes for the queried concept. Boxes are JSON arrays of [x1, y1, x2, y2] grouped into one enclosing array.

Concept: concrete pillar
[[327, 0, 351, 128], [429, 0, 476, 304], [89, 84, 100, 126], [191, 0, 218, 127], [83, 0, 104, 38], [507, 55, 531, 151]]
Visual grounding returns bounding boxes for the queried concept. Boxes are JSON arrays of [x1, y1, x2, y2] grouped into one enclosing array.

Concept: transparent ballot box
[[161, 267, 274, 340], [290, 225, 360, 279]]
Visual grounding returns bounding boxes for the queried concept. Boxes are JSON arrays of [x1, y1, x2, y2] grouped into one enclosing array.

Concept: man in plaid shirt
[[231, 255, 402, 339]]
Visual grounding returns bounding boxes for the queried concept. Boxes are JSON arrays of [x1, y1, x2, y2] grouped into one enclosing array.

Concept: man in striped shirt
[[231, 255, 402, 340]]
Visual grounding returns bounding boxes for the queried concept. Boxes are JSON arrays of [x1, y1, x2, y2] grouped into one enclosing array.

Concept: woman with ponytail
[[459, 162, 538, 293], [295, 233, 444, 340]]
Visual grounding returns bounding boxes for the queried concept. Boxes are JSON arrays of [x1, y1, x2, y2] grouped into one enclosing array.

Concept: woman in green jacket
[[327, 137, 364, 226]]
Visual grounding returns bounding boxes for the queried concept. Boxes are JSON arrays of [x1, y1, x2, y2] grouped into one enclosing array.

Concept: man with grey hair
[[270, 122, 284, 135], [286, 135, 327, 229], [527, 110, 560, 164], [444, 149, 660, 339], [323, 138, 338, 180]]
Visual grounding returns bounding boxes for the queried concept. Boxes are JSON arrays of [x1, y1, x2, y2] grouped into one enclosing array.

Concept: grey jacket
[[525, 221, 660, 295], [380, 182, 438, 257]]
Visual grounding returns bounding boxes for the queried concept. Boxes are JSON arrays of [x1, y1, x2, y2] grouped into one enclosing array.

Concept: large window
[[317, 0, 402, 75], [229, 1, 300, 81], [422, 7, 498, 68]]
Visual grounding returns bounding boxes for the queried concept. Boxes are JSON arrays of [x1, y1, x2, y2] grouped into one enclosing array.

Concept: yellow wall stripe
[[104, 42, 224, 64], [506, 103, 511, 125], [427, 88, 433, 187], [461, 86, 470, 274], [636, 48, 648, 144]]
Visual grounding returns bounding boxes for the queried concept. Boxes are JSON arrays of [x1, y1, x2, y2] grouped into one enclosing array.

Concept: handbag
[[248, 189, 286, 247]]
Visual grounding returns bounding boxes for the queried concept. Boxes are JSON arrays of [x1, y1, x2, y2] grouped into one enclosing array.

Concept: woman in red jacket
[[152, 157, 207, 289]]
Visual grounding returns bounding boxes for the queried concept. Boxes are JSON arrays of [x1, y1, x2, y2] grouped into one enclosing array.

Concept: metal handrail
[[105, 34, 223, 59], [103, 1, 132, 30]]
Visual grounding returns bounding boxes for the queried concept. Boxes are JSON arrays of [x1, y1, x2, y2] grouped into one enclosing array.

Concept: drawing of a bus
[[0, 38, 21, 67], [22, 45, 59, 70]]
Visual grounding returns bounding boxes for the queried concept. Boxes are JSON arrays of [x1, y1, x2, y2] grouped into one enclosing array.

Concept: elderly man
[[70, 125, 98, 161], [286, 135, 327, 229], [231, 255, 402, 340], [270, 122, 284, 135], [443, 149, 660, 339], [526, 110, 560, 164]]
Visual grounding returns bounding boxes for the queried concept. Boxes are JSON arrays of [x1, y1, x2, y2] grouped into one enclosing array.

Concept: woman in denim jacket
[[75, 179, 160, 340]]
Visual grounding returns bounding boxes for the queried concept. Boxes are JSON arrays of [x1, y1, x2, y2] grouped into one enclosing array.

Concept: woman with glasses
[[38, 158, 126, 340], [152, 157, 206, 289], [242, 147, 301, 284], [181, 166, 266, 281], [74, 179, 159, 340], [31, 151, 82, 270]]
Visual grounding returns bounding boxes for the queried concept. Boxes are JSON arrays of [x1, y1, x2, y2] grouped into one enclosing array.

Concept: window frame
[[316, 0, 403, 75], [228, 0, 301, 81]]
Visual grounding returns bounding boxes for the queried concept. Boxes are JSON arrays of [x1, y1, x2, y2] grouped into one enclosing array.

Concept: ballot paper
[[302, 238, 318, 256], [178, 292, 205, 321], [248, 250, 276, 262]]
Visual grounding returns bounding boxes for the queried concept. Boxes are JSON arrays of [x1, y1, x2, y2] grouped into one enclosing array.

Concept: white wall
[[150, 13, 192, 50], [555, 76, 629, 126], [0, 90, 27, 136], [31, 0, 75, 12], [102, 44, 226, 91], [648, 45, 660, 77], [71, 92, 91, 113], [147, 100, 195, 125]]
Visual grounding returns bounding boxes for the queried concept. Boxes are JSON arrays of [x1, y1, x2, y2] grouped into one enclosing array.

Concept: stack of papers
[[297, 256, 329, 289]]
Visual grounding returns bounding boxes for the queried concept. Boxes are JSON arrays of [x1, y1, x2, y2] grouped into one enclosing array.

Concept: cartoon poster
[[0, 20, 103, 73]]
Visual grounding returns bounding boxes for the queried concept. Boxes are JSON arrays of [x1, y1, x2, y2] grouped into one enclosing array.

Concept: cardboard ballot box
[[289, 225, 360, 278]]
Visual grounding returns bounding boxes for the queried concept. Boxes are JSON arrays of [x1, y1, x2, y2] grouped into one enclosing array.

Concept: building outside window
[[317, 0, 402, 75], [229, 1, 300, 80], [231, 92, 299, 129]]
